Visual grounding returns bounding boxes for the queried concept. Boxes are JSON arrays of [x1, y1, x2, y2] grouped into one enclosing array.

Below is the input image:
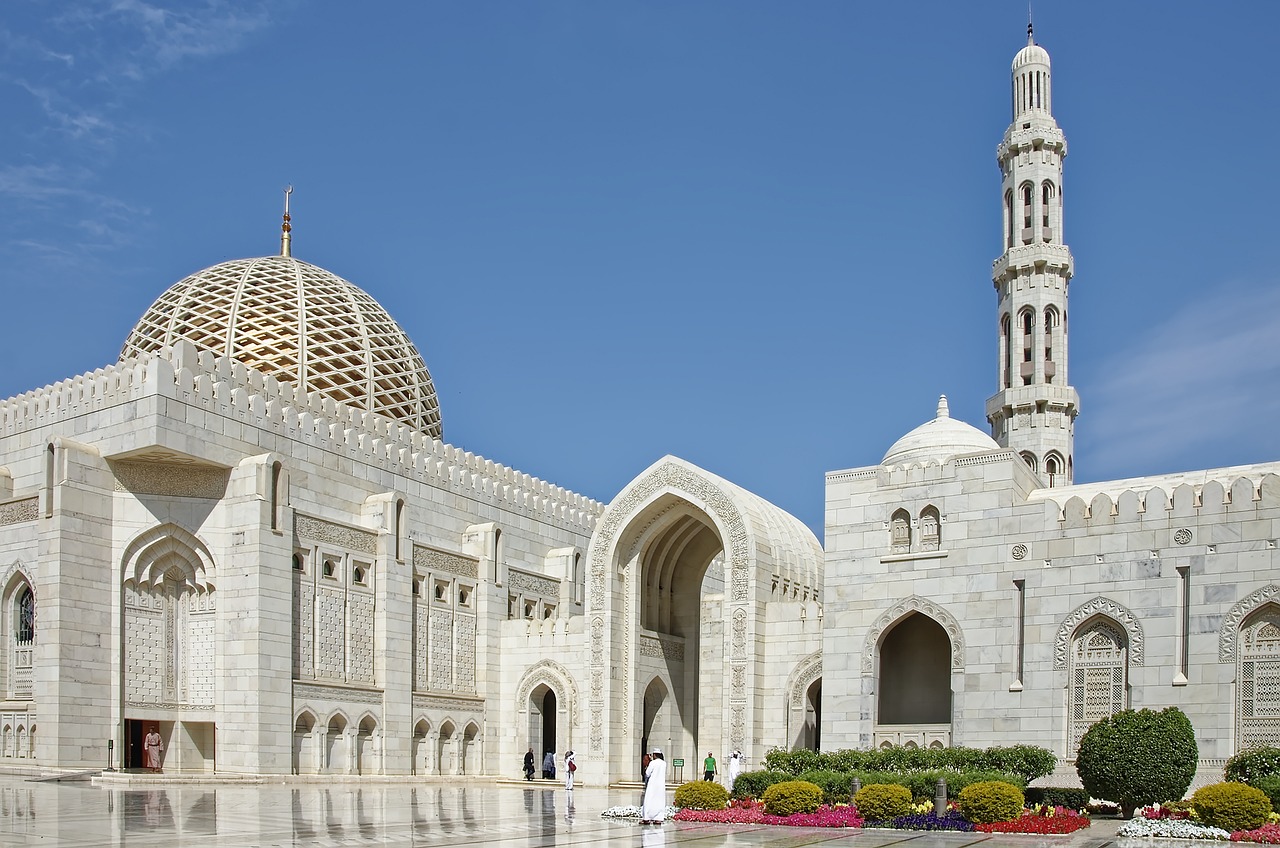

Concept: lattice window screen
[[1240, 608, 1280, 749], [1069, 620, 1126, 756]]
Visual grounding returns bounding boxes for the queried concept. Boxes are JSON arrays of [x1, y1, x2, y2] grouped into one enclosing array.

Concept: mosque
[[0, 29, 1276, 786]]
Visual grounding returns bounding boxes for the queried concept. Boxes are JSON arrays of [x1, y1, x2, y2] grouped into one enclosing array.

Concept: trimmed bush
[[854, 783, 913, 820], [760, 745, 1056, 783], [1076, 706, 1198, 817], [730, 769, 791, 800], [957, 780, 1024, 824], [1024, 787, 1090, 810], [1191, 782, 1272, 832], [1227, 747, 1280, 784], [848, 768, 1024, 800], [796, 769, 852, 805], [1252, 776, 1280, 815], [761, 780, 823, 817], [673, 780, 729, 810]]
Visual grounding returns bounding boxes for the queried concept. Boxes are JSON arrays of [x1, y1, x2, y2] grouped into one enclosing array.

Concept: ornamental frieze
[[414, 545, 478, 579], [508, 568, 559, 598], [1220, 585, 1280, 663], [293, 682, 384, 706], [0, 498, 38, 526], [295, 515, 376, 555], [112, 462, 230, 499], [1053, 596, 1144, 669]]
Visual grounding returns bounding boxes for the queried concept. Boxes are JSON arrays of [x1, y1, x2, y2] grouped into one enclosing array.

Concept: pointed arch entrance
[[584, 457, 822, 782]]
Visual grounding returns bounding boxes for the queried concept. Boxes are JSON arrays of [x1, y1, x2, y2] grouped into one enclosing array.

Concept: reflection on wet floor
[[0, 774, 1124, 847]]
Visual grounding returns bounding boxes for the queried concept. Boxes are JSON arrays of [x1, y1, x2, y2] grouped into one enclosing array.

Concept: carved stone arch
[[786, 651, 822, 709], [863, 596, 965, 674], [121, 522, 216, 591], [0, 561, 34, 599], [437, 716, 458, 737], [355, 711, 379, 731], [324, 709, 351, 730], [515, 659, 579, 724], [1220, 585, 1280, 663], [293, 708, 319, 730], [1054, 596, 1144, 669]]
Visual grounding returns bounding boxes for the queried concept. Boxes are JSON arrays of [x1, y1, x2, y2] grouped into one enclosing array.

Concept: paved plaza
[[0, 773, 1150, 848]]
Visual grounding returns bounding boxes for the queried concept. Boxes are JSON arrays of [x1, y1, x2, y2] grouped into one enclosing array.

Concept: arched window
[[1238, 604, 1280, 749], [1069, 618, 1127, 755], [919, 507, 941, 552], [1045, 453, 1063, 487], [1020, 309, 1035, 385], [394, 499, 405, 561], [14, 586, 34, 645], [1021, 184, 1034, 243], [1043, 307, 1058, 382], [1004, 189, 1014, 249], [890, 509, 912, 554], [1001, 313, 1012, 389], [1020, 452, 1038, 473], [1041, 182, 1054, 242], [270, 461, 283, 531]]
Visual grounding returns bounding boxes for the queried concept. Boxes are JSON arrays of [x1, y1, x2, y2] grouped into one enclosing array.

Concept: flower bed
[[975, 809, 1090, 834], [876, 811, 974, 832], [1117, 817, 1232, 840], [601, 804, 676, 820], [674, 799, 864, 828], [1233, 823, 1280, 844]]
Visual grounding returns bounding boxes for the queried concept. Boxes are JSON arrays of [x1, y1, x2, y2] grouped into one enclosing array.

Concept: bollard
[[934, 778, 948, 816], [850, 776, 862, 807]]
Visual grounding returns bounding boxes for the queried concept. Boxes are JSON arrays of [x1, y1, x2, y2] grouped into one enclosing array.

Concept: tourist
[[143, 726, 164, 773], [703, 751, 716, 781], [640, 748, 667, 824], [523, 746, 535, 780], [542, 750, 556, 780], [564, 750, 576, 790]]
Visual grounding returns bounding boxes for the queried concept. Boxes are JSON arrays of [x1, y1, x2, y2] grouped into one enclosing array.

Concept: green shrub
[[957, 780, 1025, 824], [853, 783, 913, 820], [796, 769, 852, 805], [1076, 707, 1198, 817], [761, 780, 824, 817], [762, 748, 822, 775], [673, 780, 729, 810], [759, 745, 1056, 782], [1226, 747, 1280, 784], [1252, 776, 1280, 815], [1024, 787, 1090, 810], [981, 746, 1058, 783], [730, 770, 791, 800], [847, 768, 1024, 800], [1191, 782, 1272, 832]]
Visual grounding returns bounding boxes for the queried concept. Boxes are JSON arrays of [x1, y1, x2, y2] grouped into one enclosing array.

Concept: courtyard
[[0, 773, 1146, 847]]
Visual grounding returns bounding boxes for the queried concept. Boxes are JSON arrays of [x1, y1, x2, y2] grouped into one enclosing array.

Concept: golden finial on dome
[[280, 185, 293, 257]]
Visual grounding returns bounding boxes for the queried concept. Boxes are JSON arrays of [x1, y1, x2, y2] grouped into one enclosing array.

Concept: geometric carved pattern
[[639, 635, 685, 662], [347, 593, 375, 684], [413, 545, 478, 579], [515, 660, 580, 725], [0, 499, 37, 526], [295, 515, 376, 555], [863, 596, 965, 674], [1054, 596, 1144, 670], [507, 568, 559, 599], [1220, 585, 1280, 663], [1238, 605, 1280, 749], [430, 610, 453, 691], [120, 255, 442, 438], [1069, 620, 1127, 756], [455, 613, 476, 695], [111, 461, 230, 499]]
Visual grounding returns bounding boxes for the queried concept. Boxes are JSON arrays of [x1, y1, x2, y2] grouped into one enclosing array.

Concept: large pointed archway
[[584, 456, 822, 782]]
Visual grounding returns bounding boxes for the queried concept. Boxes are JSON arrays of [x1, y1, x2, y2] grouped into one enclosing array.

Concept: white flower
[[1116, 818, 1231, 840]]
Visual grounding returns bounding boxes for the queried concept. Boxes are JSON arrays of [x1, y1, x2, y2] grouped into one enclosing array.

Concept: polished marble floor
[[0, 774, 1142, 847]]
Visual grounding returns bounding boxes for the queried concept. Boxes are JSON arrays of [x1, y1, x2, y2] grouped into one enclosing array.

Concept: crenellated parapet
[[0, 340, 604, 531], [1030, 468, 1280, 526]]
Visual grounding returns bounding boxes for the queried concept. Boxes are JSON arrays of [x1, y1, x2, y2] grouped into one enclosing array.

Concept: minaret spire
[[985, 28, 1078, 487], [280, 185, 293, 257], [1027, 4, 1034, 44]]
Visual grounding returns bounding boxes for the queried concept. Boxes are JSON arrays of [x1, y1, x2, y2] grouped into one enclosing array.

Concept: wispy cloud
[[1082, 282, 1280, 474]]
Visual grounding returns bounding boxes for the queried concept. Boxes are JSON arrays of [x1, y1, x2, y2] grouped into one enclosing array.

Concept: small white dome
[[1013, 41, 1051, 71], [121, 255, 442, 439], [882, 396, 1000, 466]]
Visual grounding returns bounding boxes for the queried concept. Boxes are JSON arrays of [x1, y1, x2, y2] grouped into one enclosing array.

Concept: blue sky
[[2, 1, 1278, 537]]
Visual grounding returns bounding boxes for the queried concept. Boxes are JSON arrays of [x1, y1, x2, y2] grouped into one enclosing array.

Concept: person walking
[[703, 751, 716, 781], [564, 750, 577, 790], [542, 750, 556, 780], [727, 750, 743, 792], [143, 726, 164, 773], [523, 747, 535, 780], [640, 748, 667, 824]]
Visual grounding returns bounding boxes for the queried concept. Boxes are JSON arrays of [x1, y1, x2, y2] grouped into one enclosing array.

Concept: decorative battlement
[[1030, 467, 1280, 525], [0, 340, 604, 531]]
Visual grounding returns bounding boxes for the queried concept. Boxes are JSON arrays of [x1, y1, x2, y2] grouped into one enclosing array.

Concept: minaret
[[985, 22, 1078, 487]]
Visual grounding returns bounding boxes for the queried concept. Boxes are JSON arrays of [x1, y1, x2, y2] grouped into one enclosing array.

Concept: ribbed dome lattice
[[121, 255, 443, 439]]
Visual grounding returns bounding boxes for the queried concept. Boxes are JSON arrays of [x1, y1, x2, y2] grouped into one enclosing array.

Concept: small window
[[413, 578, 422, 596], [292, 553, 306, 573], [434, 580, 448, 602], [458, 585, 472, 606], [508, 595, 519, 619], [524, 600, 536, 619], [322, 559, 336, 579], [14, 587, 34, 644], [543, 604, 556, 620], [353, 564, 368, 585]]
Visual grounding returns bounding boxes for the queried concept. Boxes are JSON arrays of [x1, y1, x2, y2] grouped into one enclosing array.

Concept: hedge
[[761, 744, 1054, 782]]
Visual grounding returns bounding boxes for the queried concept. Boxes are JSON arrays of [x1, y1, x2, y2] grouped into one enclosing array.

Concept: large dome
[[882, 396, 1000, 467], [121, 255, 443, 439]]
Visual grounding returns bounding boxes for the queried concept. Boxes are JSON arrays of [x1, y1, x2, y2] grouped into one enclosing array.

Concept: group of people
[[522, 747, 577, 789], [702, 749, 743, 786], [639, 748, 743, 825]]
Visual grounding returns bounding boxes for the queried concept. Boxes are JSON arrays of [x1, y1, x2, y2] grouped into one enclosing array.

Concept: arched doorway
[[412, 720, 431, 775], [877, 613, 952, 744], [641, 677, 673, 764], [1238, 603, 1280, 749], [293, 712, 316, 774], [528, 685, 558, 763], [325, 715, 348, 774], [437, 720, 456, 775], [799, 678, 821, 751]]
